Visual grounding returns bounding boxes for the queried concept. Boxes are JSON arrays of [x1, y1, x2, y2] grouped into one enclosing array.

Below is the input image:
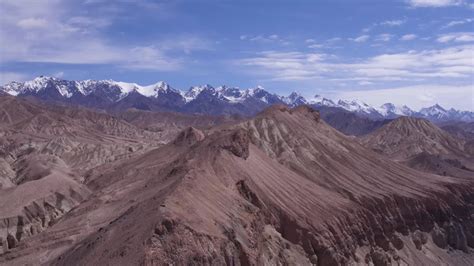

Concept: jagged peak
[[288, 91, 301, 97], [421, 103, 446, 112], [1, 77, 472, 121]]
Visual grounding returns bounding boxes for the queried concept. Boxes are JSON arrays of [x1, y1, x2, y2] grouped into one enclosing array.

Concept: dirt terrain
[[361, 116, 474, 178], [1, 104, 472, 265], [0, 95, 227, 256]]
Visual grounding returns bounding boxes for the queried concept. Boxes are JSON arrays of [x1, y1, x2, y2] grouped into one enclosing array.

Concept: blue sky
[[0, 0, 473, 110]]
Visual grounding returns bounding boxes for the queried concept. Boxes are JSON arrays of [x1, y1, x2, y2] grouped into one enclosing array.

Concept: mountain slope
[[2, 105, 473, 265], [361, 116, 474, 178], [0, 95, 170, 252]]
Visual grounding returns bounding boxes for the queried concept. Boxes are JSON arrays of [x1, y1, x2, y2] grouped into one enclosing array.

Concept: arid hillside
[[0, 95, 229, 256], [361, 116, 474, 178], [1, 105, 473, 265]]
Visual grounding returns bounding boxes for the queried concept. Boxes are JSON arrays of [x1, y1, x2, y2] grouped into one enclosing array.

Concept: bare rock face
[[0, 184, 90, 254], [369, 247, 391, 266], [446, 222, 469, 252], [173, 127, 205, 146], [412, 230, 428, 250], [211, 128, 250, 159], [432, 224, 448, 248]]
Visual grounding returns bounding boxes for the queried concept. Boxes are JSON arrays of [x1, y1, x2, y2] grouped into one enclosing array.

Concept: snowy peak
[[420, 104, 447, 117], [419, 104, 449, 120], [338, 99, 377, 114], [378, 103, 414, 117], [309, 94, 336, 107], [1, 77, 472, 122], [246, 86, 280, 104], [2, 76, 56, 96], [217, 86, 248, 103], [183, 85, 280, 104], [140, 81, 178, 97], [418, 104, 473, 122], [25, 76, 55, 90], [111, 80, 177, 98], [1, 77, 182, 101], [184, 84, 216, 102], [4, 76, 82, 98], [283, 92, 308, 106]]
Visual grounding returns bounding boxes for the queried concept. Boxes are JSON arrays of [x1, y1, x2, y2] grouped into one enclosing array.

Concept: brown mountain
[[0, 95, 170, 253], [2, 105, 473, 265], [361, 116, 474, 178], [0, 95, 238, 256]]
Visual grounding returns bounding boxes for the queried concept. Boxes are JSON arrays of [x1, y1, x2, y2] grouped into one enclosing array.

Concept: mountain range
[[1, 96, 473, 265], [2, 76, 473, 122]]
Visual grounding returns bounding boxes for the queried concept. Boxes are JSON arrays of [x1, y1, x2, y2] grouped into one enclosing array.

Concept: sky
[[0, 0, 473, 111]]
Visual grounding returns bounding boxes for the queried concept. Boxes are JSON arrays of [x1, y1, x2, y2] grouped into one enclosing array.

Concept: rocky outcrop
[[173, 127, 205, 146], [211, 129, 250, 159], [0, 188, 89, 254]]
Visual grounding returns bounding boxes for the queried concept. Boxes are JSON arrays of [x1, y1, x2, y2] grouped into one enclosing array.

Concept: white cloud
[[269, 34, 279, 40], [363, 19, 405, 33], [351, 35, 370, 42], [0, 0, 206, 71], [400, 34, 417, 41], [239, 51, 329, 81], [246, 34, 284, 43], [443, 18, 474, 28], [305, 38, 341, 49], [17, 18, 48, 29], [239, 45, 474, 83], [308, 44, 325, 49], [380, 20, 406, 26], [352, 45, 473, 79], [158, 36, 213, 54], [437, 32, 474, 42], [358, 81, 374, 85], [375, 34, 393, 42], [125, 46, 181, 70], [407, 0, 464, 7]]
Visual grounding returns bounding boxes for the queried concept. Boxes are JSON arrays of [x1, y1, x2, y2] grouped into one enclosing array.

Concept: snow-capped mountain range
[[1, 76, 473, 122]]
